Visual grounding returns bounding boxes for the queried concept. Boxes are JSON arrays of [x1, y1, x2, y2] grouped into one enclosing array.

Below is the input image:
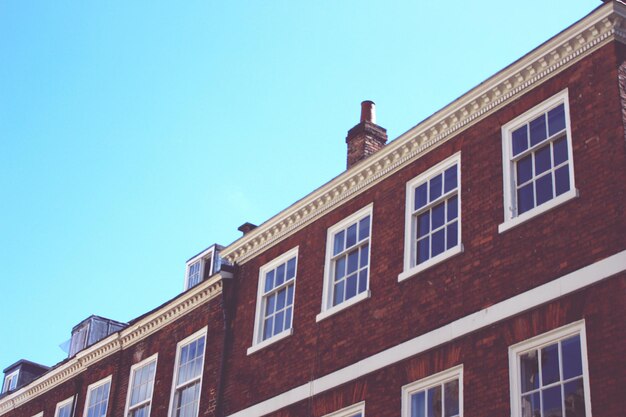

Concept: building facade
[[2, 1, 626, 417]]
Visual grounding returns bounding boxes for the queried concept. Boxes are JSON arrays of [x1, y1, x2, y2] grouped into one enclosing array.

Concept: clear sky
[[0, 1, 597, 369]]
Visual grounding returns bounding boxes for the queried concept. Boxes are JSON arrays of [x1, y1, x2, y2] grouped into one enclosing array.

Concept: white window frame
[[499, 89, 578, 233], [248, 247, 298, 355], [399, 152, 463, 282], [322, 401, 365, 417], [508, 320, 592, 417], [54, 396, 75, 417], [184, 247, 215, 290], [317, 204, 373, 322], [124, 354, 158, 417], [83, 376, 112, 417], [401, 365, 463, 417], [2, 369, 19, 393], [168, 327, 207, 417]]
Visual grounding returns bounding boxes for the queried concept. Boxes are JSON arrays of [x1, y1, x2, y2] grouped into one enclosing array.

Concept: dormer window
[[184, 246, 221, 290], [2, 370, 18, 393]]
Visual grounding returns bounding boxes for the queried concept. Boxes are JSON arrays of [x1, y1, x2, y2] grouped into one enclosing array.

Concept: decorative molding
[[0, 274, 226, 416], [227, 249, 626, 417], [220, 1, 626, 266]]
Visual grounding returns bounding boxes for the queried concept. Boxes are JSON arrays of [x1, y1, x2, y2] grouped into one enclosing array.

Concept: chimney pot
[[238, 222, 258, 235], [346, 100, 387, 169], [360, 100, 376, 124]]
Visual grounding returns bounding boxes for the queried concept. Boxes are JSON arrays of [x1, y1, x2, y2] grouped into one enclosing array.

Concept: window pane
[[286, 285, 294, 305], [334, 230, 345, 256], [411, 391, 426, 417], [447, 196, 458, 221], [555, 165, 570, 197], [360, 245, 369, 268], [520, 351, 539, 393], [447, 222, 458, 250], [264, 271, 274, 293], [276, 288, 286, 310], [564, 379, 586, 417], [427, 385, 442, 417], [265, 294, 276, 315], [542, 385, 563, 417], [335, 257, 346, 281], [534, 145, 552, 175], [274, 311, 284, 334], [521, 392, 540, 417], [275, 264, 285, 286], [345, 274, 357, 300], [263, 318, 273, 340], [415, 183, 428, 210], [444, 379, 459, 417], [553, 137, 568, 166], [548, 104, 566, 136], [530, 114, 547, 146], [431, 229, 445, 258], [535, 174, 554, 205], [358, 216, 370, 241], [517, 155, 533, 185], [512, 126, 528, 156], [284, 306, 293, 330], [358, 269, 367, 293], [333, 281, 344, 306], [347, 250, 359, 274], [561, 336, 583, 379], [541, 343, 561, 386], [418, 212, 430, 238], [430, 174, 443, 202], [286, 257, 296, 280], [518, 183, 534, 214], [432, 203, 445, 230], [417, 238, 430, 264], [346, 223, 357, 248], [444, 165, 457, 193]]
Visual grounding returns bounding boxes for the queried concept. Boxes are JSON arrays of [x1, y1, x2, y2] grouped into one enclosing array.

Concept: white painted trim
[[226, 249, 626, 417], [401, 365, 463, 417], [508, 321, 592, 417], [401, 153, 462, 280], [322, 401, 365, 417], [320, 204, 373, 318], [250, 247, 299, 351], [220, 1, 623, 267], [500, 89, 576, 231], [83, 375, 112, 417], [31, 412, 43, 417], [123, 354, 158, 417], [54, 396, 74, 417], [167, 327, 208, 417]]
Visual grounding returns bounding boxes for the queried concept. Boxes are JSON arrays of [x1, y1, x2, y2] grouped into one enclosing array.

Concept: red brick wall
[[222, 41, 626, 414]]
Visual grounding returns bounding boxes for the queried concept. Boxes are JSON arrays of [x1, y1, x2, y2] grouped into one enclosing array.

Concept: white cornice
[[220, 1, 626, 266], [0, 273, 227, 416]]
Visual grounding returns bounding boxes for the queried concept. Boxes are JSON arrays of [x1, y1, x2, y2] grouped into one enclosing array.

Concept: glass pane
[[266, 294, 276, 315], [518, 183, 534, 214], [427, 385, 442, 417], [417, 238, 430, 264], [333, 281, 344, 306], [520, 351, 539, 393], [521, 392, 541, 417], [286, 257, 296, 280], [345, 274, 357, 300], [564, 379, 586, 417], [555, 165, 570, 197], [444, 165, 457, 193], [286, 285, 294, 305], [430, 174, 443, 202], [447, 222, 458, 250], [284, 307, 293, 330], [347, 250, 359, 274], [360, 245, 369, 268], [548, 104, 566, 136], [517, 155, 533, 185], [264, 270, 275, 293], [334, 230, 345, 255], [335, 257, 346, 281], [553, 137, 568, 166], [274, 311, 284, 334], [432, 203, 445, 229], [512, 126, 528, 156], [415, 183, 428, 210], [535, 146, 552, 175], [535, 174, 554, 205], [263, 318, 273, 340], [358, 216, 370, 241], [418, 212, 431, 238], [530, 114, 547, 146], [276, 288, 286, 310], [358, 269, 367, 293], [447, 196, 458, 221], [275, 264, 285, 286], [561, 335, 583, 379], [432, 229, 445, 258], [346, 223, 357, 248], [542, 385, 563, 417], [541, 343, 561, 386], [444, 379, 459, 417], [411, 391, 426, 417]]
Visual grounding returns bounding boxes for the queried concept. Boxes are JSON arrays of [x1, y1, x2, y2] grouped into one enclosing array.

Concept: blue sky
[[0, 1, 596, 368]]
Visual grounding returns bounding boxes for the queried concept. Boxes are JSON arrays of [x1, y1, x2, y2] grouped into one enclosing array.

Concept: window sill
[[316, 290, 371, 323], [398, 244, 464, 282], [498, 188, 578, 234], [246, 328, 293, 356]]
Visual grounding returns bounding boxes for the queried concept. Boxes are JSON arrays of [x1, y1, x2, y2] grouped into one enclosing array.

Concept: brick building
[[1, 1, 625, 417]]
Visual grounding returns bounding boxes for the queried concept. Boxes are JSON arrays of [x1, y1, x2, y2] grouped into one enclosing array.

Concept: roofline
[[220, 0, 626, 266], [2, 360, 50, 374]]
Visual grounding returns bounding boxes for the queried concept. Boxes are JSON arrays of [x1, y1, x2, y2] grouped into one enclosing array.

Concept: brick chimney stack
[[346, 100, 388, 169]]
